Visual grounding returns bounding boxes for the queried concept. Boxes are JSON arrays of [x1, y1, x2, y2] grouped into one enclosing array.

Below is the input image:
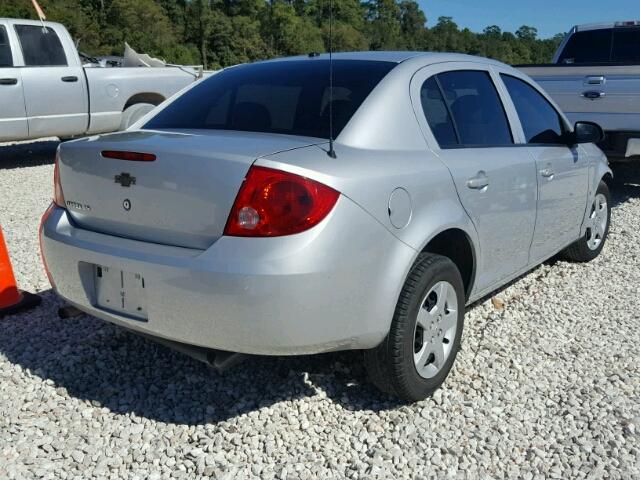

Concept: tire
[[364, 253, 465, 402], [119, 103, 156, 130], [562, 180, 612, 263]]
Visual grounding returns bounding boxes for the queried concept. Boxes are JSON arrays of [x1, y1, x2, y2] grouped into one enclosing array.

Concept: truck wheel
[[562, 180, 611, 262], [120, 103, 156, 130], [364, 253, 465, 402]]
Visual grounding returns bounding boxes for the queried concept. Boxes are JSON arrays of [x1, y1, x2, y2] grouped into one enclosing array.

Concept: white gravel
[[1, 141, 639, 479]]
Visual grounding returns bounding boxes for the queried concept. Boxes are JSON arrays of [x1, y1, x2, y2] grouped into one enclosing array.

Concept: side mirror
[[572, 121, 605, 144]]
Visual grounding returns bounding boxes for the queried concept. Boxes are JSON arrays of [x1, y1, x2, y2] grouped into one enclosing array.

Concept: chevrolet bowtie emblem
[[115, 172, 136, 187]]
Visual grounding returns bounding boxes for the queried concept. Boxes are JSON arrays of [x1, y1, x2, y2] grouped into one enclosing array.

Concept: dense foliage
[[1, 0, 564, 68]]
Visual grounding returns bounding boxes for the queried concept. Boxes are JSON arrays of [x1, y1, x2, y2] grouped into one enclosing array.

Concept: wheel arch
[[123, 92, 166, 110], [417, 227, 478, 301]]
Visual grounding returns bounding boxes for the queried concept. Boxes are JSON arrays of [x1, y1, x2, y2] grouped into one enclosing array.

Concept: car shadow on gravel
[[0, 290, 403, 425], [0, 140, 59, 169], [610, 163, 640, 206]]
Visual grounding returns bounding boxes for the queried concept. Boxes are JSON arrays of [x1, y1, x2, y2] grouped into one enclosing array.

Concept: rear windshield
[[558, 29, 613, 64], [558, 27, 640, 64], [145, 59, 396, 139]]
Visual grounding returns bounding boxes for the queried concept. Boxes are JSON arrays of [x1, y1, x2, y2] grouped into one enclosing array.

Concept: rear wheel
[[562, 181, 611, 262], [120, 103, 156, 130], [364, 253, 465, 402]]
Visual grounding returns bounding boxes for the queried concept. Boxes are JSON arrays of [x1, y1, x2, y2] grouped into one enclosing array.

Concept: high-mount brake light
[[101, 150, 156, 161], [224, 166, 340, 237], [615, 20, 640, 27]]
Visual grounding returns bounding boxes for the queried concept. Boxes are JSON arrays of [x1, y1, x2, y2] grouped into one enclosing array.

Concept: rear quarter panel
[[259, 143, 480, 304]]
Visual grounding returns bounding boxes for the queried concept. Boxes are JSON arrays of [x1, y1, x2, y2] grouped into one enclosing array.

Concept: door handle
[[582, 90, 605, 100], [466, 171, 489, 190], [540, 168, 555, 178], [585, 75, 605, 85], [0, 78, 18, 85], [61, 76, 78, 82]]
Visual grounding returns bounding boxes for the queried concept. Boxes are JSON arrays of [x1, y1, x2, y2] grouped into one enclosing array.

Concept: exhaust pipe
[[57, 306, 246, 373], [138, 332, 247, 373], [58, 305, 84, 319]]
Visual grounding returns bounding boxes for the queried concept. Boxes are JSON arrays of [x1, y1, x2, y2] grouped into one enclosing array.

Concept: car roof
[[260, 51, 507, 68]]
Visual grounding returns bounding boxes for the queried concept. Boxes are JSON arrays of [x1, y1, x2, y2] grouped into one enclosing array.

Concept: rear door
[[13, 23, 88, 138], [499, 73, 589, 263], [411, 63, 538, 293], [0, 23, 28, 141]]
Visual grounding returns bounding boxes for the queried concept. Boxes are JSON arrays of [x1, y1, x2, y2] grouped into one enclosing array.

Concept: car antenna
[[326, 0, 337, 159]]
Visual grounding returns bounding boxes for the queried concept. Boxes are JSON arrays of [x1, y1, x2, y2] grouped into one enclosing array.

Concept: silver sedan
[[40, 52, 612, 401]]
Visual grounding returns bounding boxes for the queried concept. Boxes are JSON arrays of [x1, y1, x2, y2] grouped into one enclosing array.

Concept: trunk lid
[[58, 129, 322, 249]]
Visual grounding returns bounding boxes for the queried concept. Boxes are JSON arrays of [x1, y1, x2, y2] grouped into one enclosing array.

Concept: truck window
[[14, 25, 67, 67], [0, 26, 12, 67], [612, 28, 640, 62], [557, 29, 613, 64], [501, 74, 566, 145]]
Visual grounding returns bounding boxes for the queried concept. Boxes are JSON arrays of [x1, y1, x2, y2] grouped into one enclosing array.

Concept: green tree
[[0, 0, 564, 67], [366, 0, 402, 50]]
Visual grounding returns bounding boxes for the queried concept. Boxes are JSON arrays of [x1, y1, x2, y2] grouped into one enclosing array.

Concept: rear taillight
[[224, 166, 339, 237], [53, 150, 65, 208], [39, 203, 56, 288]]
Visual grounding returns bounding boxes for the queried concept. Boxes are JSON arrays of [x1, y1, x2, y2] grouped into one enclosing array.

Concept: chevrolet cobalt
[[40, 52, 612, 401]]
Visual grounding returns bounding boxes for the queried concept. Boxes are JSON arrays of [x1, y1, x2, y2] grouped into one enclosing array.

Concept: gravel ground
[[0, 141, 639, 479]]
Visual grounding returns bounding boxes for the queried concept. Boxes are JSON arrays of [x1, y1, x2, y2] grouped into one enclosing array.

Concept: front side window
[[501, 74, 566, 144], [421, 70, 513, 148], [145, 60, 396, 139], [14, 25, 67, 67], [557, 29, 613, 64], [0, 26, 12, 67]]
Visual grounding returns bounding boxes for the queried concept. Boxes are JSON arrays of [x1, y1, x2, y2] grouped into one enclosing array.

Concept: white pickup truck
[[519, 21, 640, 160], [0, 18, 201, 142]]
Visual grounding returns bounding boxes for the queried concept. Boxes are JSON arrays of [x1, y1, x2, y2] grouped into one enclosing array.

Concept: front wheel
[[562, 180, 612, 262], [364, 253, 465, 402]]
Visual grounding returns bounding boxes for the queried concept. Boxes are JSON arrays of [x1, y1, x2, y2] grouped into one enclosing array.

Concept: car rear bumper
[[40, 199, 415, 355]]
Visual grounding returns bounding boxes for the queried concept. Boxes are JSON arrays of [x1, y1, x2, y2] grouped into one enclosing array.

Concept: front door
[[13, 23, 88, 139], [500, 74, 589, 262], [412, 66, 538, 293], [0, 24, 28, 141]]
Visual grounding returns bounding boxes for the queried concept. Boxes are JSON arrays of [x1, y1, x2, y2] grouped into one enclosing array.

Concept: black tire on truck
[[119, 103, 156, 130]]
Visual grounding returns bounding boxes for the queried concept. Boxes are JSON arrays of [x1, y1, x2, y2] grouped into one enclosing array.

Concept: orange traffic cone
[[0, 226, 41, 317]]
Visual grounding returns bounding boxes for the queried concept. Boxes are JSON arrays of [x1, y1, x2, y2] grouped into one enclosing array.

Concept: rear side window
[[501, 74, 566, 144], [421, 70, 512, 148], [0, 26, 12, 67], [420, 77, 457, 147], [14, 25, 67, 67], [612, 28, 640, 62], [145, 60, 396, 139], [558, 29, 613, 64]]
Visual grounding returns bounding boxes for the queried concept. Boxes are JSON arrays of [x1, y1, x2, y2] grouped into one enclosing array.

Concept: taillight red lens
[[39, 203, 56, 288], [53, 152, 65, 208], [224, 166, 340, 237]]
